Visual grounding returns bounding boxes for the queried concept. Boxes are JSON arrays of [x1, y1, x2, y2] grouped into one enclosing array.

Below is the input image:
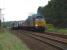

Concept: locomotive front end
[[34, 16, 46, 32]]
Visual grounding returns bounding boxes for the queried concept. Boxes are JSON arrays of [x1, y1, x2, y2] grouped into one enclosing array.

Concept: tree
[[41, 0, 67, 28], [0, 20, 1, 27]]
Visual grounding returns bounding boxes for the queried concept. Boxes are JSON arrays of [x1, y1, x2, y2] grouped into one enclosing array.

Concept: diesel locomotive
[[21, 14, 47, 32]]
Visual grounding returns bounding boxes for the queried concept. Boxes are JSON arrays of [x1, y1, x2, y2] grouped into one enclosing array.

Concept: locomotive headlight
[[35, 24, 38, 27]]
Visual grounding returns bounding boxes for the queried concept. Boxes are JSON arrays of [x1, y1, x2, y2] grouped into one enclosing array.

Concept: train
[[12, 14, 47, 32]]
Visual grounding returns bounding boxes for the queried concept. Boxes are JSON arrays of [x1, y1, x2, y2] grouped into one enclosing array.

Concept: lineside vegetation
[[0, 30, 30, 50]]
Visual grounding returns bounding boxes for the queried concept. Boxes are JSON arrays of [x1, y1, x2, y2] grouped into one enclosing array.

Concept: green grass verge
[[0, 30, 31, 50], [46, 24, 67, 35]]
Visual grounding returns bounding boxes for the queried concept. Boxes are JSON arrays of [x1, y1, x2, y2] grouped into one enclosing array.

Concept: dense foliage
[[0, 20, 1, 27], [38, 0, 67, 28]]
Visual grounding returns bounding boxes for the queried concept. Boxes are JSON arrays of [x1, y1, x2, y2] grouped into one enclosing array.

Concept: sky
[[0, 0, 50, 21]]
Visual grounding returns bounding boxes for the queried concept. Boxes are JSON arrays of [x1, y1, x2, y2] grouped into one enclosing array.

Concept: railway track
[[12, 30, 67, 50], [18, 30, 67, 50]]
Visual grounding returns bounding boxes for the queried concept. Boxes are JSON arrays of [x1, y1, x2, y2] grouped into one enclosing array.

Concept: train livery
[[12, 14, 47, 32], [22, 14, 46, 32]]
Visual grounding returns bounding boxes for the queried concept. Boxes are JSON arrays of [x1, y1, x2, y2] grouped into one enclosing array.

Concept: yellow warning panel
[[35, 21, 46, 26]]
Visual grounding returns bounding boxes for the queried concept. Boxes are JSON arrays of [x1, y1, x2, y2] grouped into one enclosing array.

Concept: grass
[[0, 29, 31, 50], [46, 24, 67, 35]]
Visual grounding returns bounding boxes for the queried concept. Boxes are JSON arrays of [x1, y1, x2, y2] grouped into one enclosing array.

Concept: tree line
[[37, 0, 67, 28]]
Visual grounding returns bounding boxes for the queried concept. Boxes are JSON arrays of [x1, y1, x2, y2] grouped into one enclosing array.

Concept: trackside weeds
[[0, 30, 31, 50]]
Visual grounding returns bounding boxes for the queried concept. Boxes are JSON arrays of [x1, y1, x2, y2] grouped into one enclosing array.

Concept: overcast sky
[[0, 0, 50, 21]]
